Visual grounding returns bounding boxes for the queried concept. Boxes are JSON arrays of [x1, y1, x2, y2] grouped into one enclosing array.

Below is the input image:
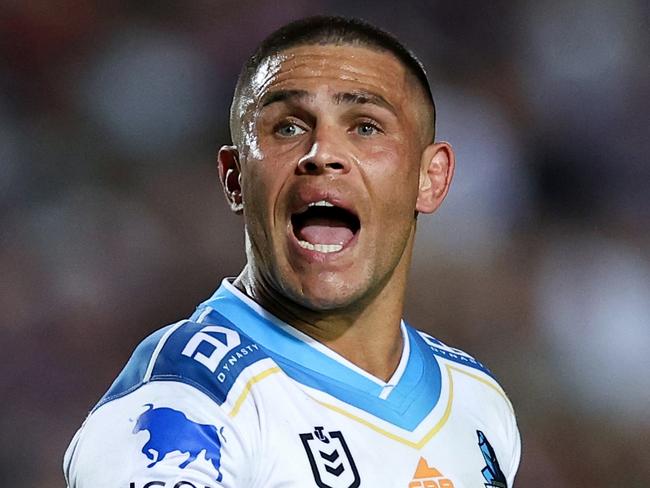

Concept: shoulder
[[65, 380, 255, 487], [410, 326, 517, 428], [66, 315, 274, 488], [410, 327, 521, 483], [411, 328, 496, 379], [97, 315, 271, 411]]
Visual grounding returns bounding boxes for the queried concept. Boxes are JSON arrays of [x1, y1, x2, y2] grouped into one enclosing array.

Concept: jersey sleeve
[[64, 381, 255, 488], [505, 402, 522, 486], [65, 319, 270, 488], [416, 329, 522, 485]]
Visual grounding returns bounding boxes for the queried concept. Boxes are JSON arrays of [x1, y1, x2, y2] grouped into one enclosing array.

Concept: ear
[[217, 145, 244, 214], [415, 142, 455, 214]]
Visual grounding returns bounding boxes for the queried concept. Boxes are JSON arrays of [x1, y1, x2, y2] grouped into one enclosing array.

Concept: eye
[[355, 121, 381, 136], [275, 122, 306, 138]]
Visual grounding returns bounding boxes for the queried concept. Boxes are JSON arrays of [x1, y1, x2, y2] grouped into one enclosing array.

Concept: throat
[[319, 329, 406, 383]]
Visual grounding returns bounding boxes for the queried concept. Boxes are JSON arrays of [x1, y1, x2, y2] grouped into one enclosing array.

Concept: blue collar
[[190, 280, 443, 431]]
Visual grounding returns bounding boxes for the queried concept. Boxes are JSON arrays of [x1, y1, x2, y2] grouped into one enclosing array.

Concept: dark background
[[1, 1, 648, 485]]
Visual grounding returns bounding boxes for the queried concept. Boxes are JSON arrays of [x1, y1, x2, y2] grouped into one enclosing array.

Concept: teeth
[[298, 240, 343, 253], [308, 200, 334, 208]]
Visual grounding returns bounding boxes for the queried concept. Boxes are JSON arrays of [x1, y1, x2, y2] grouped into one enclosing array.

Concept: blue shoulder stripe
[[149, 316, 267, 405], [95, 324, 174, 410], [95, 317, 268, 411], [417, 331, 495, 378]]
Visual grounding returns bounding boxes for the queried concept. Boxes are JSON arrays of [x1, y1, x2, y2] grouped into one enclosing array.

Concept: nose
[[296, 127, 351, 175]]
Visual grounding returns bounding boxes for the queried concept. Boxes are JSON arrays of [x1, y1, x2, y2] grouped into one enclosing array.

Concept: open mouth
[[291, 201, 360, 254]]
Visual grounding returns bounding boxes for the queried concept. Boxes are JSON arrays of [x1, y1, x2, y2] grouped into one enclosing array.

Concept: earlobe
[[217, 145, 244, 214], [415, 142, 455, 214]]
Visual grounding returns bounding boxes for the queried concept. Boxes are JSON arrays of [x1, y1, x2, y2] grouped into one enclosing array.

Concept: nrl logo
[[299, 426, 361, 488]]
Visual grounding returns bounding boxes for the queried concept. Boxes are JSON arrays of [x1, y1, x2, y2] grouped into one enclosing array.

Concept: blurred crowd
[[1, 1, 648, 486]]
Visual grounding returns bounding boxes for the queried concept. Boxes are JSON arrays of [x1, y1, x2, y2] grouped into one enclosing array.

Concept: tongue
[[296, 217, 355, 245]]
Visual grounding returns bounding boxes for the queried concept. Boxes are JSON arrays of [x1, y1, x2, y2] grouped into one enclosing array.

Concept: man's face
[[233, 44, 434, 311]]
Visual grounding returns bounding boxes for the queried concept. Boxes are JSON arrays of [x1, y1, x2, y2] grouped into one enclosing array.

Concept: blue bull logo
[[133, 404, 225, 482]]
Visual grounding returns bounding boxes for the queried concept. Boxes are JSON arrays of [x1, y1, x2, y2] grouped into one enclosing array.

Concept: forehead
[[249, 44, 413, 105]]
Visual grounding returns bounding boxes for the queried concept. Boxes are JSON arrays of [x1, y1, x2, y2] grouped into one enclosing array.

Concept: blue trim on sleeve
[[417, 330, 496, 379]]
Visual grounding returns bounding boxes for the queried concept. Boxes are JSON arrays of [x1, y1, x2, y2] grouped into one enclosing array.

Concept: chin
[[284, 274, 368, 312], [297, 294, 353, 312]]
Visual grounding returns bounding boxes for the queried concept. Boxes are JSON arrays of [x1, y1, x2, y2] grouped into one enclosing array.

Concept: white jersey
[[64, 279, 520, 488]]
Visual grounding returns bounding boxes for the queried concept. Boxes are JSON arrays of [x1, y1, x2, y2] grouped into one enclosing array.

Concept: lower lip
[[287, 226, 360, 264]]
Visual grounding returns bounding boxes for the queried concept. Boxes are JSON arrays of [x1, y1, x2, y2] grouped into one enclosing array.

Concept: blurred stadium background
[[1, 1, 648, 485]]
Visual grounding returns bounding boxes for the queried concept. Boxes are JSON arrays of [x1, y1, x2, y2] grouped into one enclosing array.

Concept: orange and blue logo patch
[[408, 457, 455, 488]]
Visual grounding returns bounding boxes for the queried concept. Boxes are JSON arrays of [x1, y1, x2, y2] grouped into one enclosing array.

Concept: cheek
[[241, 165, 271, 228], [361, 142, 421, 204], [362, 148, 420, 265], [241, 161, 287, 231]]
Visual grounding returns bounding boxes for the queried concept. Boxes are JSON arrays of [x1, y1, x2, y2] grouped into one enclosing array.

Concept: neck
[[233, 244, 413, 382]]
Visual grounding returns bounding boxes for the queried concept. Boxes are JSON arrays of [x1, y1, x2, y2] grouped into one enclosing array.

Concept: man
[[65, 16, 520, 488]]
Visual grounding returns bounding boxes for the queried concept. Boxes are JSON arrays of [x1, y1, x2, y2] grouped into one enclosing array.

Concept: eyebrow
[[260, 89, 396, 115], [333, 91, 397, 116], [260, 89, 312, 107]]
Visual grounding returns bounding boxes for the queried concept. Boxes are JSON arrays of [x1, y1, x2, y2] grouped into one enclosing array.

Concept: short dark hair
[[230, 16, 436, 146]]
